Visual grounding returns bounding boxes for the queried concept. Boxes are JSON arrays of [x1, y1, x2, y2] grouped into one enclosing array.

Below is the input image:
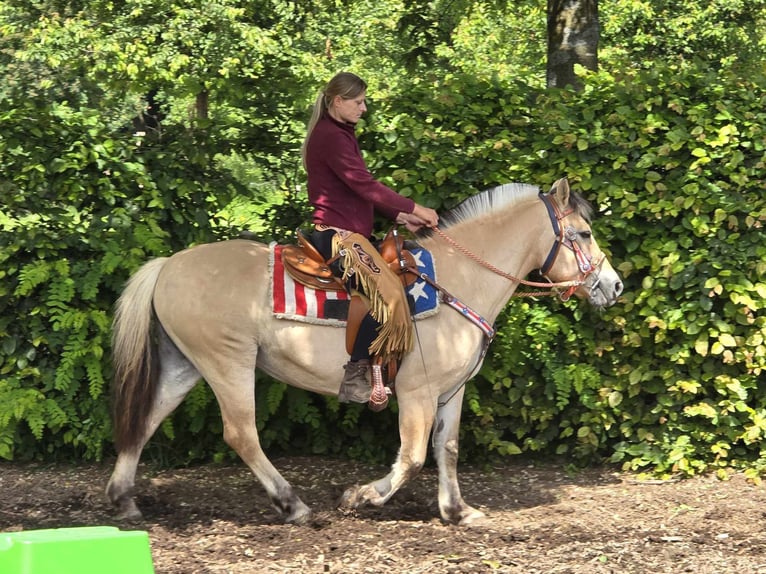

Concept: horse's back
[[158, 238, 271, 299]]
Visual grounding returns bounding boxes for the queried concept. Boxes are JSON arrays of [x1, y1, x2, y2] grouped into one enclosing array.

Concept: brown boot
[[338, 360, 371, 403]]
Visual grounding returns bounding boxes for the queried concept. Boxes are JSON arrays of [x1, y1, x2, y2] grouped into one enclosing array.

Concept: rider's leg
[[338, 313, 378, 403], [310, 228, 373, 403], [311, 228, 409, 405], [351, 314, 378, 360]]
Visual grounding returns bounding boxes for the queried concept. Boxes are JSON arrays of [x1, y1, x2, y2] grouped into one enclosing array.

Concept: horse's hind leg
[[432, 385, 485, 525], [207, 366, 312, 525], [106, 329, 200, 520]]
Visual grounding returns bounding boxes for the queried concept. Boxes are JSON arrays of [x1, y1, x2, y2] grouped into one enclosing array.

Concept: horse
[[106, 177, 623, 526]]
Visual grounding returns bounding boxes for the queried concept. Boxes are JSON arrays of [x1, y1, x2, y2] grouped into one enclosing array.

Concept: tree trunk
[[196, 91, 209, 120], [546, 0, 599, 89]]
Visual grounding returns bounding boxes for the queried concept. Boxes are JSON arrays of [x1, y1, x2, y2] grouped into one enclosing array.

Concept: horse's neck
[[425, 205, 547, 322]]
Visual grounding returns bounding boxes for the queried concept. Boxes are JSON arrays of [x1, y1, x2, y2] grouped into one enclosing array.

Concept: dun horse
[[107, 178, 623, 525]]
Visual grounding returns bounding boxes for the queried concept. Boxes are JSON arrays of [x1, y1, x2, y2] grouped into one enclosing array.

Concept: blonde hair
[[301, 72, 368, 168]]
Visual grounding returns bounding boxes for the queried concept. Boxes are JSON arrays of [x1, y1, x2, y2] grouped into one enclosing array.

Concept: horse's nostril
[[615, 281, 624, 297]]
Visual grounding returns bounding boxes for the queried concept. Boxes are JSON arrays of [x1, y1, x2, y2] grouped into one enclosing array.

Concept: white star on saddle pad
[[408, 280, 429, 303], [412, 249, 426, 268], [405, 247, 439, 318]]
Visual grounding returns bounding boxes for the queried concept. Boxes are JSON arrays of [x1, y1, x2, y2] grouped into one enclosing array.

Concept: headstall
[[537, 192, 603, 301]]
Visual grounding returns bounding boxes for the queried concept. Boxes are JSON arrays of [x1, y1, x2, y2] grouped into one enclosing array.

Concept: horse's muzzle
[[586, 271, 623, 309]]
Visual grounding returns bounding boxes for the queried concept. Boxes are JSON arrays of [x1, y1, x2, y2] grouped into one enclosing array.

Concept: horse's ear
[[549, 177, 570, 207]]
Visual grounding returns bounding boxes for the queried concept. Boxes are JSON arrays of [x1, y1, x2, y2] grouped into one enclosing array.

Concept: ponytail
[[301, 90, 330, 168]]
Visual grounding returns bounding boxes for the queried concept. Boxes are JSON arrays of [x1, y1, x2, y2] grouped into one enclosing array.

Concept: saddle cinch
[[281, 228, 418, 361]]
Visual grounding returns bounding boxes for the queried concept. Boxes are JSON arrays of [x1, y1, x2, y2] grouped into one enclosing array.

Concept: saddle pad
[[271, 242, 439, 326], [405, 246, 440, 318]]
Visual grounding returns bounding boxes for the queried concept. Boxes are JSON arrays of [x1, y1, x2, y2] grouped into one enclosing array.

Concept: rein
[[431, 190, 603, 300], [431, 226, 583, 298], [418, 191, 602, 337]]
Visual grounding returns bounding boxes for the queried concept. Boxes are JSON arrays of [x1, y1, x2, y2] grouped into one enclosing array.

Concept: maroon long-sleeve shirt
[[305, 114, 415, 237]]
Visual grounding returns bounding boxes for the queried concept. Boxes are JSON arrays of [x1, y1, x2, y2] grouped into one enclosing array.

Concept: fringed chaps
[[332, 233, 413, 362]]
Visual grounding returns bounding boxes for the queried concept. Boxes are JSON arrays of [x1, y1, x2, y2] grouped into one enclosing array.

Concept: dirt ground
[[2, 457, 766, 573]]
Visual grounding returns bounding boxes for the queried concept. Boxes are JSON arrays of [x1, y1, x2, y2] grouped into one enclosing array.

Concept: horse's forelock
[[568, 190, 594, 223]]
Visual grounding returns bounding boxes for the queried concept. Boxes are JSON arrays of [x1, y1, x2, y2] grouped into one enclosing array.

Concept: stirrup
[[368, 361, 391, 412]]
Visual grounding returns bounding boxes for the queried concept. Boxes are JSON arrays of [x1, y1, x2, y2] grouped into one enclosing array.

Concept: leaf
[[1, 337, 17, 355], [693, 339, 709, 356]]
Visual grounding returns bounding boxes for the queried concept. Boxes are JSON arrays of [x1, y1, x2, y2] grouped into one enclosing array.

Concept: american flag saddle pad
[[270, 242, 439, 326]]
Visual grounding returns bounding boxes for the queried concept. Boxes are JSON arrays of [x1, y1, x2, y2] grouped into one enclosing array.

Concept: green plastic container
[[0, 526, 155, 574]]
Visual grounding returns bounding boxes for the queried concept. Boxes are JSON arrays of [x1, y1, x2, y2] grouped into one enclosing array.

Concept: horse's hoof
[[286, 507, 313, 525], [337, 485, 362, 509], [459, 508, 487, 526], [441, 504, 487, 526], [116, 507, 144, 522]]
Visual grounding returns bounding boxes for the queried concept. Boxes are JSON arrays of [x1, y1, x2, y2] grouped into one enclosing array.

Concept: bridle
[[537, 191, 605, 301], [429, 191, 603, 302]]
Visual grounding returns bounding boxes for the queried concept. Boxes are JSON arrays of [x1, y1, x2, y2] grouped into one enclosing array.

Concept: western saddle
[[281, 229, 420, 409], [281, 228, 417, 358]]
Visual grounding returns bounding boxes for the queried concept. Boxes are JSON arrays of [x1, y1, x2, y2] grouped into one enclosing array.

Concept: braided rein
[[430, 226, 584, 298]]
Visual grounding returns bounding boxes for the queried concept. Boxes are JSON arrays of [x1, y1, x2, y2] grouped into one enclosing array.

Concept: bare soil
[[2, 457, 766, 573]]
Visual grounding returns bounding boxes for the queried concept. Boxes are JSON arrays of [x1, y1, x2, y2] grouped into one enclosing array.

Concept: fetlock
[[338, 360, 371, 403]]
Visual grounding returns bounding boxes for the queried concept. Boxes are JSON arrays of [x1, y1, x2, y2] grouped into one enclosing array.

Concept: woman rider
[[301, 72, 439, 404]]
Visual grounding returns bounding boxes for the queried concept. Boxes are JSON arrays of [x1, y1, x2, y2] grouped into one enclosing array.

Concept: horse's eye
[[579, 230, 592, 240]]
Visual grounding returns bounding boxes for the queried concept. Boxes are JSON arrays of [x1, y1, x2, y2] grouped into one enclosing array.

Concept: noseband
[[538, 192, 603, 301]]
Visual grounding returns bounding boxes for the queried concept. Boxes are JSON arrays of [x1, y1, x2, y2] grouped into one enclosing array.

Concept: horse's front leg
[[338, 391, 435, 510], [432, 383, 486, 525]]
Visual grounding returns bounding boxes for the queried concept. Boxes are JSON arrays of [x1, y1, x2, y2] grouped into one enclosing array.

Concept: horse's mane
[[416, 182, 593, 237], [437, 183, 541, 230]]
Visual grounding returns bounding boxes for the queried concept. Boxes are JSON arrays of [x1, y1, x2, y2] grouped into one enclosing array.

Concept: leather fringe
[[332, 233, 413, 362]]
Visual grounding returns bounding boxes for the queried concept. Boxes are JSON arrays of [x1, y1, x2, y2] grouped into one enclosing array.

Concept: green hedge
[[2, 62, 765, 478], [0, 100, 240, 461], [366, 64, 765, 478]]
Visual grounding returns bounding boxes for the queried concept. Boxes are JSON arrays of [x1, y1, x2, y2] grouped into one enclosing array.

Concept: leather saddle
[[281, 229, 418, 357], [281, 232, 345, 292]]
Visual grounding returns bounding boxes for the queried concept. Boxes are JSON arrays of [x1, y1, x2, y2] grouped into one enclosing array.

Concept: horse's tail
[[111, 257, 169, 453]]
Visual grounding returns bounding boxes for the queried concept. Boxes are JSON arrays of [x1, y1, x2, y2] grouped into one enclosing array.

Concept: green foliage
[[601, 0, 766, 71], [445, 65, 766, 478], [444, 3, 547, 85], [0, 88, 240, 462]]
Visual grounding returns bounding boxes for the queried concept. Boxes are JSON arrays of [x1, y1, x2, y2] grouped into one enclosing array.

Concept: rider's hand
[[411, 204, 439, 228], [396, 212, 426, 233]]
